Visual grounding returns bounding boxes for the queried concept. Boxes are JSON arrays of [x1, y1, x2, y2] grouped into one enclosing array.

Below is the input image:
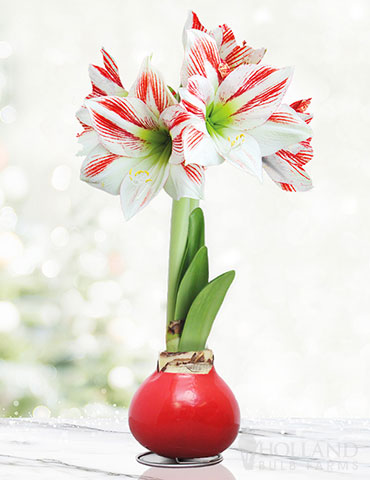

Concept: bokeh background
[[0, 0, 369, 419]]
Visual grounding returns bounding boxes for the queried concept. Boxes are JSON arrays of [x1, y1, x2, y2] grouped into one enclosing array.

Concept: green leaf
[[178, 208, 205, 284], [178, 270, 235, 352], [175, 246, 209, 324]]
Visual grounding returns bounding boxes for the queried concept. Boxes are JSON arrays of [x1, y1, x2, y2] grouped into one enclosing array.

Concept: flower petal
[[183, 125, 223, 167], [120, 156, 170, 220], [160, 104, 193, 134], [80, 144, 138, 194], [77, 127, 100, 157], [242, 47, 266, 65], [263, 140, 313, 192], [85, 96, 159, 157], [211, 128, 262, 179], [290, 98, 313, 124], [160, 104, 205, 141], [290, 98, 311, 114], [181, 30, 222, 89], [88, 48, 127, 97], [248, 104, 312, 156], [169, 133, 185, 165], [76, 107, 100, 156], [182, 11, 208, 46], [213, 64, 293, 130], [165, 162, 205, 200], [215, 24, 266, 69], [179, 74, 215, 120], [130, 56, 176, 117], [76, 106, 92, 127]]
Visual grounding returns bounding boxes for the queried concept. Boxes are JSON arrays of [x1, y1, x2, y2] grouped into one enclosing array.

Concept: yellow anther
[[135, 169, 149, 176], [129, 168, 152, 185], [228, 132, 247, 150]]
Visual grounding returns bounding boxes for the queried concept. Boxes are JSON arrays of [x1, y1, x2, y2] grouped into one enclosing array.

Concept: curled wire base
[[136, 451, 223, 468]]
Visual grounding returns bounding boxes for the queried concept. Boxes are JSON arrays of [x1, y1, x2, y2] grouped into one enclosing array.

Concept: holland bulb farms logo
[[239, 432, 359, 473]]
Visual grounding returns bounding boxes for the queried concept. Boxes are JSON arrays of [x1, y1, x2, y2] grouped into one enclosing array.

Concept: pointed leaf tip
[[178, 269, 235, 351], [178, 206, 205, 284], [175, 245, 209, 325]]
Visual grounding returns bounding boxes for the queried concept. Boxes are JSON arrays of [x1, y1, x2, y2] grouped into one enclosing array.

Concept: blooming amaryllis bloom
[[262, 98, 314, 191], [183, 11, 266, 71], [168, 29, 312, 180], [77, 56, 205, 219]]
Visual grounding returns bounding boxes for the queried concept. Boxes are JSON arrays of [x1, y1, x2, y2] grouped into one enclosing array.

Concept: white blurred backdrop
[[0, 0, 369, 418]]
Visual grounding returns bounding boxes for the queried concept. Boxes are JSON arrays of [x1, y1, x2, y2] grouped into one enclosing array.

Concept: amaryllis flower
[[183, 11, 266, 72], [262, 99, 314, 191], [78, 56, 205, 219], [169, 30, 312, 179]]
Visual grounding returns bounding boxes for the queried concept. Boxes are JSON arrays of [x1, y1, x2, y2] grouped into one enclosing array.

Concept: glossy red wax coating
[[129, 367, 240, 459]]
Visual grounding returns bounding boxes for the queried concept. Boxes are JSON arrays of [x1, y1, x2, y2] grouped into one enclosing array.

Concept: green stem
[[166, 197, 198, 351]]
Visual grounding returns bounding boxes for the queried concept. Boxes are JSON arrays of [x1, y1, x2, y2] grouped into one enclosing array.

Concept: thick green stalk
[[166, 197, 198, 351]]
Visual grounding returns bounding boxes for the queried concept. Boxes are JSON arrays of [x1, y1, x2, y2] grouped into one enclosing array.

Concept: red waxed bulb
[[129, 361, 240, 459]]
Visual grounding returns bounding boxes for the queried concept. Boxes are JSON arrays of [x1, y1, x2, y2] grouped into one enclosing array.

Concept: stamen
[[129, 169, 153, 185], [228, 133, 246, 149]]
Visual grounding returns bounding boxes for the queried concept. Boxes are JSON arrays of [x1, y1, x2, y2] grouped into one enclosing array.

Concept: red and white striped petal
[[160, 104, 193, 135], [248, 104, 312, 156], [164, 162, 205, 200], [290, 98, 311, 114], [215, 24, 266, 69], [130, 56, 176, 117], [88, 48, 127, 98], [85, 96, 159, 157], [290, 98, 313, 125], [214, 64, 293, 130], [182, 11, 208, 46], [179, 75, 215, 120], [183, 125, 223, 167], [211, 128, 262, 179], [214, 24, 234, 57], [261, 98, 314, 190], [299, 111, 313, 125], [80, 144, 138, 195], [181, 30, 222, 89], [242, 47, 266, 65], [168, 134, 185, 165], [120, 156, 170, 220], [101, 48, 123, 85], [263, 140, 313, 192], [160, 104, 206, 145], [160, 105, 194, 167], [224, 43, 266, 69]]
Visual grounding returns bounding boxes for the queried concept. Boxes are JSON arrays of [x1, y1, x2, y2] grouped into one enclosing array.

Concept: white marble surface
[[0, 418, 369, 479]]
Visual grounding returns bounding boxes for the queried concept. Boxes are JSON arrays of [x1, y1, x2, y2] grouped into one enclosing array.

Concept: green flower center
[[205, 102, 232, 137], [145, 127, 173, 168]]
